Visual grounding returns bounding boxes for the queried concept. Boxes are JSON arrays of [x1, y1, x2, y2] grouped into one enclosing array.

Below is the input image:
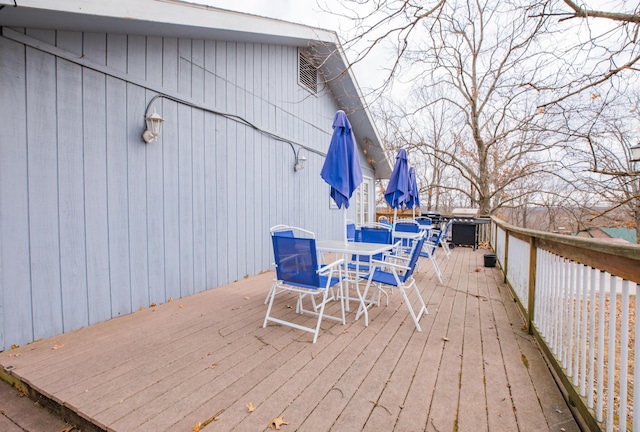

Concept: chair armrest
[[318, 258, 345, 275], [370, 258, 410, 272]]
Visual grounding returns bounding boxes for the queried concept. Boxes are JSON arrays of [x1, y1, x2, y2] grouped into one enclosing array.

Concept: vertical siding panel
[[127, 36, 150, 309], [145, 36, 166, 304], [235, 43, 247, 278], [215, 41, 228, 285], [106, 34, 131, 317], [26, 45, 64, 340], [192, 39, 206, 292], [225, 42, 238, 281], [162, 38, 180, 301], [82, 33, 110, 325], [57, 53, 89, 332], [264, 45, 277, 235], [267, 45, 278, 226], [0, 37, 32, 349], [244, 43, 257, 275], [254, 44, 268, 268], [178, 39, 194, 296], [83, 66, 111, 324], [203, 40, 218, 289], [83, 32, 107, 65]]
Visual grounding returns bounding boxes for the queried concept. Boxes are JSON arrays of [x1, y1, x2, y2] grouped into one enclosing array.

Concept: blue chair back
[[395, 222, 420, 233], [359, 227, 392, 244], [346, 222, 356, 242], [403, 235, 426, 282], [353, 227, 392, 262], [417, 218, 432, 227], [272, 229, 294, 238], [272, 236, 320, 289]]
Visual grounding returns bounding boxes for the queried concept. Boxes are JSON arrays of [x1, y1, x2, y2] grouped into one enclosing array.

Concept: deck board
[[0, 246, 581, 432]]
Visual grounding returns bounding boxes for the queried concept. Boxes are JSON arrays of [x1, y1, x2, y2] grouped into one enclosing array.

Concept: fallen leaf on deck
[[179, 304, 185, 308], [139, 307, 145, 311], [208, 362, 219, 369], [269, 416, 289, 430], [168, 297, 174, 302], [442, 337, 449, 342], [58, 426, 77, 432], [192, 409, 224, 431], [286, 305, 292, 309], [52, 341, 64, 350], [244, 296, 251, 300], [150, 303, 157, 307], [474, 267, 481, 272], [246, 402, 256, 412]]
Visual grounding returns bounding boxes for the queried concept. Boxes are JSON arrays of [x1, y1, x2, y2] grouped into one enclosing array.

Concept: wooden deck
[[0, 246, 581, 432]]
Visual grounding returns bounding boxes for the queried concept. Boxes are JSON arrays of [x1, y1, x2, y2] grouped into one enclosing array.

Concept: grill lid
[[451, 208, 479, 217]]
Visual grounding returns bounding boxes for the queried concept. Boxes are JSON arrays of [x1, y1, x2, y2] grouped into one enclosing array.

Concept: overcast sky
[[196, 0, 343, 29]]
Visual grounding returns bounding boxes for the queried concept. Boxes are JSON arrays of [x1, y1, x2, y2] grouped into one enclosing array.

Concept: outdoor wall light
[[630, 144, 640, 162], [142, 108, 164, 144], [294, 149, 307, 172]]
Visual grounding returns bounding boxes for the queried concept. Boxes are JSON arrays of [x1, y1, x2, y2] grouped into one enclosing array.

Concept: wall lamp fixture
[[294, 148, 307, 172], [142, 107, 164, 144]]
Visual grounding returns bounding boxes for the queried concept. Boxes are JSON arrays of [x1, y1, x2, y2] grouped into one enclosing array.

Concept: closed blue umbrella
[[407, 167, 420, 218], [321, 110, 363, 243], [385, 149, 410, 224]]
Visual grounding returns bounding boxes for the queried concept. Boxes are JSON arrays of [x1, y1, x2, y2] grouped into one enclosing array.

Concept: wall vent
[[298, 51, 318, 93]]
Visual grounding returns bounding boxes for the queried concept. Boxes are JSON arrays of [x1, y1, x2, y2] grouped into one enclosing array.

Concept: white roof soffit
[[0, 0, 336, 45], [0, 0, 392, 177]]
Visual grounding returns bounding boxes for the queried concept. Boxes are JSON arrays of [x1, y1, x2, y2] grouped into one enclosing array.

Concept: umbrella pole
[[343, 209, 348, 245]]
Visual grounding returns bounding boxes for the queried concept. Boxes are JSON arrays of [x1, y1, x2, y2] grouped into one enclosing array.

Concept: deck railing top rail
[[491, 216, 640, 284]]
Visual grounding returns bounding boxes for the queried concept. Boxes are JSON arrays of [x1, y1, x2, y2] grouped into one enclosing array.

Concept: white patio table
[[316, 240, 395, 326]]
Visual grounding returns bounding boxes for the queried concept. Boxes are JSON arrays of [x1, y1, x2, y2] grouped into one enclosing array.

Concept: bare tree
[[328, 0, 639, 239], [370, 0, 565, 215]]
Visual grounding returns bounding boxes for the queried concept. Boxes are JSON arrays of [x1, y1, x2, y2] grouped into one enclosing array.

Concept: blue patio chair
[[393, 220, 421, 257], [416, 217, 432, 228], [347, 226, 395, 306], [352, 226, 394, 266], [394, 221, 420, 233], [419, 227, 444, 283], [362, 222, 393, 231], [264, 235, 345, 343], [265, 225, 315, 304], [437, 219, 453, 259], [346, 219, 356, 242], [359, 231, 428, 331]]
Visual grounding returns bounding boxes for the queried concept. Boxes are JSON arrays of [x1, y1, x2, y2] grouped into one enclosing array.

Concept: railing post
[[527, 236, 536, 335], [503, 230, 510, 283]]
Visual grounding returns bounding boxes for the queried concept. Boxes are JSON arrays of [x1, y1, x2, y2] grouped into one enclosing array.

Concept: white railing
[[490, 218, 640, 432]]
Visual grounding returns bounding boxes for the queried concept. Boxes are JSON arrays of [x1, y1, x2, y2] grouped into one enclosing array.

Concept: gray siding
[[0, 28, 376, 351]]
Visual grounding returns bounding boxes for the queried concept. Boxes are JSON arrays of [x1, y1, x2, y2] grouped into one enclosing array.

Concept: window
[[355, 176, 373, 226], [298, 51, 317, 93]]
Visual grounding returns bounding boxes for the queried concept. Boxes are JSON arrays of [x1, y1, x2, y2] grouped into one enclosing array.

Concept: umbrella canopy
[[407, 167, 420, 218], [320, 110, 363, 243], [321, 111, 363, 209], [385, 149, 410, 210]]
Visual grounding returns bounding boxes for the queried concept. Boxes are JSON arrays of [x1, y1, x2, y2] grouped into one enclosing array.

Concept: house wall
[[0, 27, 375, 351]]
